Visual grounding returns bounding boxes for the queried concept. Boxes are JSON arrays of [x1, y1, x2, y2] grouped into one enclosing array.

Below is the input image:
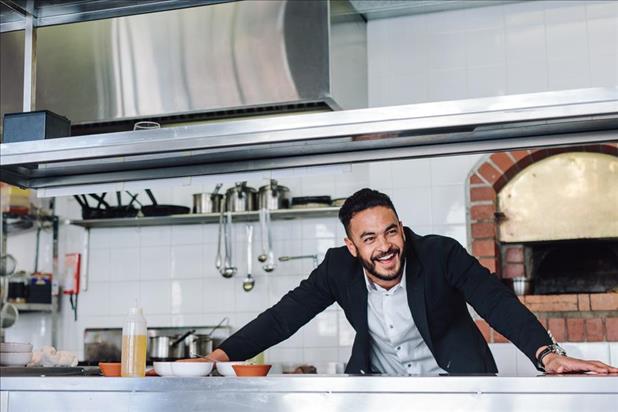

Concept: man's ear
[[344, 237, 358, 257]]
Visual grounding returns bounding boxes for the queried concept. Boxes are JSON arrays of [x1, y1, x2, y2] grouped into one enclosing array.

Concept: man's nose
[[376, 234, 391, 251]]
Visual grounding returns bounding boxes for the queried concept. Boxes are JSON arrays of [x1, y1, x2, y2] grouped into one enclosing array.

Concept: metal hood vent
[[0, 0, 367, 129]]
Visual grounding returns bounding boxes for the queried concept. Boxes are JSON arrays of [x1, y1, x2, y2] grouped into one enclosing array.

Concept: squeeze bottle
[[120, 307, 147, 377]]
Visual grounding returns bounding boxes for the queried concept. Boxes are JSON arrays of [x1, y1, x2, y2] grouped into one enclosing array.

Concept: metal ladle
[[243, 225, 255, 292], [262, 209, 276, 272], [221, 211, 237, 278], [257, 208, 268, 263], [215, 207, 224, 271]]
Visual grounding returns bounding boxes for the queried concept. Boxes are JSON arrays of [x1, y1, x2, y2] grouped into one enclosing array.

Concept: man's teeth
[[376, 253, 395, 261]]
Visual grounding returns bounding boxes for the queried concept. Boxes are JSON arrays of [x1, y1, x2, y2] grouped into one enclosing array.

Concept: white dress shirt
[[364, 264, 446, 375]]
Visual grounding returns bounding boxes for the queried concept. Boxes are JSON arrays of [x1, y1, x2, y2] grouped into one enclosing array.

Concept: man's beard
[[359, 245, 406, 282]]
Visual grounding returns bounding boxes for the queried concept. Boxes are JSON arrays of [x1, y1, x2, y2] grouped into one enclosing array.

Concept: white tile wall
[[6, 0, 615, 372]]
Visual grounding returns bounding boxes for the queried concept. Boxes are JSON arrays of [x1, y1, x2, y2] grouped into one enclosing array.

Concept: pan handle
[[116, 192, 122, 207], [89, 194, 110, 209], [145, 189, 158, 206], [171, 329, 196, 347], [96, 193, 107, 209], [73, 195, 85, 208], [125, 191, 140, 208]]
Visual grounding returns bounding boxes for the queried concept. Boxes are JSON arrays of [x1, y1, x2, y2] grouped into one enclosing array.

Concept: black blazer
[[219, 228, 552, 374]]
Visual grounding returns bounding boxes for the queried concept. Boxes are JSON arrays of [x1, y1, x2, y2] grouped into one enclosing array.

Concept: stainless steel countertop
[[2, 374, 617, 393], [2, 375, 616, 412]]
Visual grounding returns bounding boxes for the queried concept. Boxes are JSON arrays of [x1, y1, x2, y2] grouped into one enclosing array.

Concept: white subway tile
[[302, 311, 338, 348], [140, 280, 171, 315], [504, 2, 545, 27], [467, 65, 508, 98], [547, 57, 590, 90], [170, 244, 204, 278], [170, 279, 204, 314], [609, 343, 618, 365], [427, 68, 468, 101], [431, 185, 466, 225], [432, 225, 468, 249], [268, 275, 304, 307], [389, 186, 433, 228], [89, 228, 115, 249], [338, 346, 353, 364], [109, 247, 140, 281], [463, 4, 504, 30], [489, 343, 518, 376], [545, 17, 587, 62], [202, 243, 220, 277], [107, 227, 140, 248], [390, 159, 431, 188], [506, 59, 549, 94], [202, 224, 220, 244], [466, 28, 506, 68], [301, 220, 337, 240], [87, 249, 110, 282], [80, 282, 110, 317], [203, 277, 236, 313], [505, 24, 546, 63], [108, 281, 140, 315], [427, 31, 467, 71], [266, 347, 304, 363], [432, 154, 483, 185], [139, 226, 171, 247], [338, 312, 356, 347], [171, 225, 203, 245], [139, 246, 171, 280]]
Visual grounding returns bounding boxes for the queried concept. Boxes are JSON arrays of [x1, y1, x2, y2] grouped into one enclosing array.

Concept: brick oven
[[467, 143, 618, 343]]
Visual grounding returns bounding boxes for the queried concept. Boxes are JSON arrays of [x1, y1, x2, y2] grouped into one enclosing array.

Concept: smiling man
[[207, 188, 617, 375]]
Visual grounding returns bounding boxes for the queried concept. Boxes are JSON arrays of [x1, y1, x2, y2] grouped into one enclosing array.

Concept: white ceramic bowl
[[0, 351, 33, 366], [0, 342, 33, 353], [153, 362, 175, 377], [170, 362, 213, 377], [215, 361, 246, 377]]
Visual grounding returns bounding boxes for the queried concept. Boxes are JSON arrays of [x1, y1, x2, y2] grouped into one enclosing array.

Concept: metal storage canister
[[258, 179, 290, 210], [225, 182, 257, 212]]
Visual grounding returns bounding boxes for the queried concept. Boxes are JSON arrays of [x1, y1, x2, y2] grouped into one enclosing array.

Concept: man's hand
[[540, 352, 618, 374], [176, 348, 230, 363]]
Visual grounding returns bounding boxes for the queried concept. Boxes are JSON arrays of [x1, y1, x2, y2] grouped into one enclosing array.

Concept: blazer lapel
[[404, 229, 434, 353]]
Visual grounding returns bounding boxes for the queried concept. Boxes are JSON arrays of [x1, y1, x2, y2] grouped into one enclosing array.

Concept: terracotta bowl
[[99, 362, 121, 377], [232, 364, 272, 377]]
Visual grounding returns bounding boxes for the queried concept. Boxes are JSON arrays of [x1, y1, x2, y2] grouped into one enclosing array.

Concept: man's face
[[344, 206, 406, 282]]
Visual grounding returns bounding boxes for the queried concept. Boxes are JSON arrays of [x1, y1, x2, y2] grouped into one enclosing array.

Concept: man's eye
[[387, 229, 397, 235], [364, 237, 375, 243]]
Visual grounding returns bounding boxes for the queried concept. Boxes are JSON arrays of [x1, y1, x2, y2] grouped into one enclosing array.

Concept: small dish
[[215, 361, 246, 377], [170, 361, 213, 377], [153, 362, 175, 377], [0, 342, 33, 353], [232, 364, 272, 377], [0, 351, 32, 366], [98, 362, 121, 377]]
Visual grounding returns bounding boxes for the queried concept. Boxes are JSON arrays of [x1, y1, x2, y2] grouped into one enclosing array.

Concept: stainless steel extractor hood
[[0, 0, 367, 128]]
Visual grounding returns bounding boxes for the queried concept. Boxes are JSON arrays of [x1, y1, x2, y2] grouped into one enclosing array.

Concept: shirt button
[[407, 364, 411, 367], [389, 325, 394, 329], [397, 346, 401, 350]]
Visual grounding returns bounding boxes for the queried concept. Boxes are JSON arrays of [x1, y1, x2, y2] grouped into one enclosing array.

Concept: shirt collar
[[363, 260, 407, 294]]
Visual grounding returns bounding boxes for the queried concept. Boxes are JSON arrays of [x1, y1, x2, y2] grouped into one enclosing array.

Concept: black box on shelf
[[2, 110, 71, 143], [28, 274, 52, 304]]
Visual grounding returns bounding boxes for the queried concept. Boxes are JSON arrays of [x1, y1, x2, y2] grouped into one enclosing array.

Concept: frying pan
[[73, 195, 107, 220], [141, 189, 190, 217]]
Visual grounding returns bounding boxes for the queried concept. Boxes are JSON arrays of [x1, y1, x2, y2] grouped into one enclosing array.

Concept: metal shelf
[[70, 207, 340, 228], [12, 302, 55, 312]]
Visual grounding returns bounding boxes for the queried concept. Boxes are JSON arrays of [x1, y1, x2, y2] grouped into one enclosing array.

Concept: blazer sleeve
[[443, 239, 552, 367], [218, 249, 337, 361]]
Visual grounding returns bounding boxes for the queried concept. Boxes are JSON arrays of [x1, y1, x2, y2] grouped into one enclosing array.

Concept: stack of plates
[[0, 342, 33, 366]]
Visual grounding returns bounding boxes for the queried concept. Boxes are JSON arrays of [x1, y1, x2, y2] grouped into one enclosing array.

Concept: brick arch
[[466, 143, 618, 276]]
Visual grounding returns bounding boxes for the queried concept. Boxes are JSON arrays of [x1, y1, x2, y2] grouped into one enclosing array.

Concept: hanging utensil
[[257, 208, 268, 263], [215, 206, 224, 272], [243, 225, 255, 292], [263, 209, 276, 272], [221, 211, 237, 278]]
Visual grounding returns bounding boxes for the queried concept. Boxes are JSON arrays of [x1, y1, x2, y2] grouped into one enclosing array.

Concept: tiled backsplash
[[5, 0, 615, 373]]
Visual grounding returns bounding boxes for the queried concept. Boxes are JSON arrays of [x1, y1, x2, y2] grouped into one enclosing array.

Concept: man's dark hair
[[338, 188, 398, 236]]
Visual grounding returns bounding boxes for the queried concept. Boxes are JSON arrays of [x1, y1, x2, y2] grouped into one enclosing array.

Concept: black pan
[[141, 189, 190, 217]]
